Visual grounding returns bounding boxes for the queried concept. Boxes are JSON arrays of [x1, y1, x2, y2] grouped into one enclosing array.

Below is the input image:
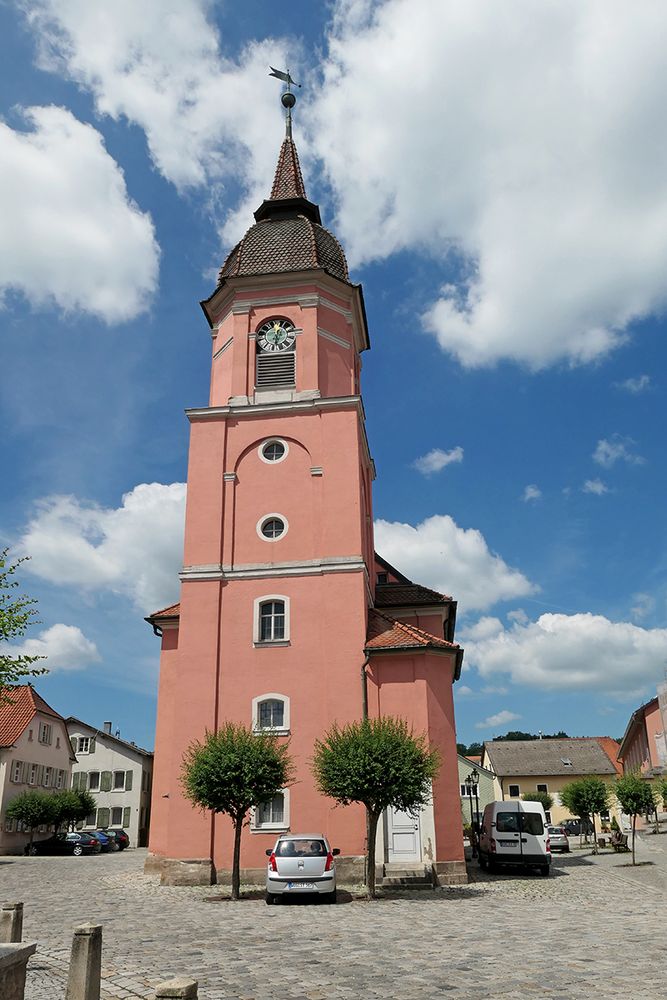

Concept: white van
[[478, 800, 551, 876]]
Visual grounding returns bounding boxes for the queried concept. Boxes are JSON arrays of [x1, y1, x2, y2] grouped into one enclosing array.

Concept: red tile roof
[[270, 138, 307, 200], [592, 736, 623, 775], [0, 685, 64, 748], [366, 609, 459, 652], [148, 603, 180, 619], [375, 583, 451, 608]]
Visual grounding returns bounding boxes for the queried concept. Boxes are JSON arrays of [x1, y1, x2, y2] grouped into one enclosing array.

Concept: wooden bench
[[611, 833, 629, 852]]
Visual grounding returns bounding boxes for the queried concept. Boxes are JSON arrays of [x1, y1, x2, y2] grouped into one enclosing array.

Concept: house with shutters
[[0, 685, 75, 854], [67, 718, 153, 847]]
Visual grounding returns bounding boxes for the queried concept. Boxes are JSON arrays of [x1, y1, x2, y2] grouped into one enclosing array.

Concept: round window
[[259, 517, 286, 540], [260, 439, 287, 464]]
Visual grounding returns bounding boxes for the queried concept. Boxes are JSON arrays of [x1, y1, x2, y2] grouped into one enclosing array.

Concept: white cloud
[[522, 485, 542, 503], [481, 685, 508, 696], [475, 710, 521, 731], [507, 609, 529, 626], [631, 593, 655, 621], [313, 0, 667, 369], [614, 374, 651, 393], [464, 612, 667, 695], [374, 515, 537, 611], [582, 479, 609, 496], [593, 435, 645, 468], [0, 106, 159, 321], [456, 685, 473, 697], [9, 624, 100, 672], [20, 483, 186, 612], [413, 446, 463, 476], [20, 0, 291, 213]]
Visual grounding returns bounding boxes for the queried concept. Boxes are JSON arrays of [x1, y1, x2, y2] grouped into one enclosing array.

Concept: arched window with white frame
[[253, 595, 290, 645], [252, 693, 290, 734]]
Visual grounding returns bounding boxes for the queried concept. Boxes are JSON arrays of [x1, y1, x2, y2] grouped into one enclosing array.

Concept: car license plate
[[287, 881, 316, 889]]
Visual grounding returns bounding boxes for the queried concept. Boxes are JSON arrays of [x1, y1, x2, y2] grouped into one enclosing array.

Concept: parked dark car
[[90, 830, 112, 852], [103, 829, 130, 850], [26, 833, 102, 856], [563, 818, 593, 836]]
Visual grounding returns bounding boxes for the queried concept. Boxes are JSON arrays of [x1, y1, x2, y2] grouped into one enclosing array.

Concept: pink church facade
[[146, 122, 466, 887]]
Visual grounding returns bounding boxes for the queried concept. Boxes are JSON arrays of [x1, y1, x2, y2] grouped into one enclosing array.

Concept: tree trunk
[[631, 813, 636, 865], [591, 814, 597, 855], [366, 810, 380, 900], [231, 815, 243, 900]]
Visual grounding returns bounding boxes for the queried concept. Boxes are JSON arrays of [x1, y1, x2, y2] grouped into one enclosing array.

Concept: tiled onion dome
[[218, 137, 349, 285]]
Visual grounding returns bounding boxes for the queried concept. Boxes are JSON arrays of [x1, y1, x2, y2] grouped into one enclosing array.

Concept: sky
[[2, 0, 667, 750]]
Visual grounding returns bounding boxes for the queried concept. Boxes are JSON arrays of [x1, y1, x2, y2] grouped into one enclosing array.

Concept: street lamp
[[465, 771, 480, 858]]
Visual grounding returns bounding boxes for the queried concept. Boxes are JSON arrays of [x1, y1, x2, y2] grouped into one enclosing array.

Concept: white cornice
[[180, 556, 366, 582], [186, 394, 362, 420], [317, 327, 351, 349]]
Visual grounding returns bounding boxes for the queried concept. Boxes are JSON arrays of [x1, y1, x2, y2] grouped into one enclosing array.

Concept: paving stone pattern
[[2, 843, 665, 1000]]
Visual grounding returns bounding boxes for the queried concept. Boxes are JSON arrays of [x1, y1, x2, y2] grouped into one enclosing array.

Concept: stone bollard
[[0, 942, 37, 1000], [65, 924, 102, 1000], [154, 977, 198, 999], [0, 903, 23, 943]]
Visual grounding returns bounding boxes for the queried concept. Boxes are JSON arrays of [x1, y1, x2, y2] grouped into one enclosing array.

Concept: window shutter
[[72, 772, 80, 790], [122, 807, 131, 828], [97, 807, 110, 828], [37, 765, 45, 786], [101, 771, 112, 792], [79, 772, 88, 791], [89, 737, 96, 754], [256, 351, 296, 388], [125, 770, 133, 791]]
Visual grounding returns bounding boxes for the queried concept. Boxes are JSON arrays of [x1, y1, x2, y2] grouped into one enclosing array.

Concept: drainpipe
[[361, 655, 370, 720]]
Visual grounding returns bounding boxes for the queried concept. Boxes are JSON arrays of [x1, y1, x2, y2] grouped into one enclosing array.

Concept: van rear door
[[494, 810, 522, 858], [518, 805, 547, 863]]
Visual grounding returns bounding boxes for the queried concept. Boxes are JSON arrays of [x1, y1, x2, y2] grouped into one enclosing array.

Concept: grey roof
[[66, 716, 153, 758], [482, 739, 617, 777]]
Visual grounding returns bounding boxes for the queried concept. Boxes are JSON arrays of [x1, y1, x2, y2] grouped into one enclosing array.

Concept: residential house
[[618, 691, 667, 778], [0, 685, 75, 854], [67, 718, 153, 847], [481, 738, 623, 826], [458, 754, 495, 827]]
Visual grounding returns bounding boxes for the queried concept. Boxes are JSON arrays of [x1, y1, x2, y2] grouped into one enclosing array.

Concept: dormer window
[[255, 319, 296, 388], [377, 572, 388, 584]]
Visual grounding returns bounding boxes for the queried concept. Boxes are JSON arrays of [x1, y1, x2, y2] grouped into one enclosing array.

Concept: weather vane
[[269, 66, 301, 139]]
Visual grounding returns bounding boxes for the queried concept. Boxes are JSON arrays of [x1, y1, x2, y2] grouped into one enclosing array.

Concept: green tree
[[522, 790, 554, 812], [6, 790, 55, 850], [0, 549, 47, 697], [615, 772, 656, 865], [181, 723, 293, 900], [655, 777, 667, 812], [559, 777, 610, 854], [52, 789, 97, 832], [312, 716, 440, 900]]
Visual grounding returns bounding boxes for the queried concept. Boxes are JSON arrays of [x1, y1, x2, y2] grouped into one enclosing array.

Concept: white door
[[386, 807, 421, 863]]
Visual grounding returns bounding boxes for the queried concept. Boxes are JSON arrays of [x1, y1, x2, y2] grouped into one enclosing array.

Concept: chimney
[[103, 722, 112, 734]]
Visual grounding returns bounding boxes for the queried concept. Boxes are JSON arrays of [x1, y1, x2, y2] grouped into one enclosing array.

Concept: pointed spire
[[270, 138, 307, 201]]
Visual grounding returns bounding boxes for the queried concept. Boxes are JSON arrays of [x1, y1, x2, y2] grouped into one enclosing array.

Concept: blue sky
[[2, 1, 667, 750]]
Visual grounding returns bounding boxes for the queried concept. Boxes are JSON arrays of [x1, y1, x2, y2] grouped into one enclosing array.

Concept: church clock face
[[257, 318, 296, 353]]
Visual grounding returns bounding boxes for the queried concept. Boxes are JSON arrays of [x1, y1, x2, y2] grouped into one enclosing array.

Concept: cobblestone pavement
[[2, 845, 665, 1000]]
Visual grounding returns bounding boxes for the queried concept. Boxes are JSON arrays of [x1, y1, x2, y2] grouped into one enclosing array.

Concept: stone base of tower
[[144, 852, 216, 886], [432, 860, 468, 886]]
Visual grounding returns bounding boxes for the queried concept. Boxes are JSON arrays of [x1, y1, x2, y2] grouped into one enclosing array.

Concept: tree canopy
[[615, 772, 656, 864], [522, 790, 554, 812], [559, 777, 610, 853], [6, 791, 55, 846], [181, 722, 293, 899], [313, 716, 440, 899], [0, 549, 47, 696]]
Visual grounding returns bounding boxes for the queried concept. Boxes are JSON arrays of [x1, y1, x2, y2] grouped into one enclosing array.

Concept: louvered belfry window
[[256, 349, 296, 388]]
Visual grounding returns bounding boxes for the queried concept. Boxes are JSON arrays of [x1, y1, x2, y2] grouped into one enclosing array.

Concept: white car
[[266, 834, 339, 904]]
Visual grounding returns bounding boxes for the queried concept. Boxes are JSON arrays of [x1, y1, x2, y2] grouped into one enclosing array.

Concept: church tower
[[147, 86, 466, 887]]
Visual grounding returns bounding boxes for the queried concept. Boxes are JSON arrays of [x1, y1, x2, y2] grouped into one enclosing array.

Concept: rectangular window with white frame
[[78, 736, 90, 754], [11, 760, 24, 784], [43, 766, 52, 788], [88, 771, 100, 791], [536, 783, 548, 793], [39, 722, 52, 745], [111, 807, 123, 826], [29, 763, 38, 786], [252, 789, 289, 831], [508, 784, 520, 798]]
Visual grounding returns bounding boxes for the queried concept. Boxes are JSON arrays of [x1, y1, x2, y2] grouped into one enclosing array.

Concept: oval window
[[260, 517, 286, 540], [261, 440, 287, 463]]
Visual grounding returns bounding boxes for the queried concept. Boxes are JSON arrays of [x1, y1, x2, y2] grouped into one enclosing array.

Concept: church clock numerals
[[257, 318, 296, 353]]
